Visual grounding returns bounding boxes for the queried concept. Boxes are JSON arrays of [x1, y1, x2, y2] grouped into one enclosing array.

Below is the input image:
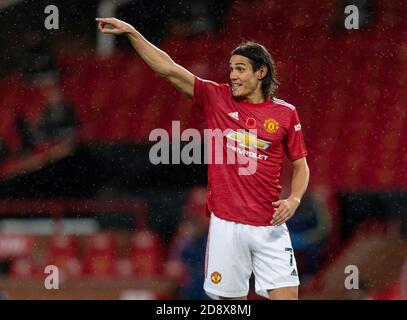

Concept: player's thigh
[[251, 224, 300, 299], [204, 214, 252, 299]]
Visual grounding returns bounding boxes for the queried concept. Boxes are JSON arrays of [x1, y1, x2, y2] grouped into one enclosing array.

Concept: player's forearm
[[126, 29, 176, 77], [288, 162, 310, 204]]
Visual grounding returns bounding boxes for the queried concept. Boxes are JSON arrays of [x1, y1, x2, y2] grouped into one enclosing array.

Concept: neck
[[243, 91, 265, 104]]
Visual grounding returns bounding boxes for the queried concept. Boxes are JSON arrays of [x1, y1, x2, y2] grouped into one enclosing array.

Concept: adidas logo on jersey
[[291, 269, 298, 276], [228, 112, 239, 120]]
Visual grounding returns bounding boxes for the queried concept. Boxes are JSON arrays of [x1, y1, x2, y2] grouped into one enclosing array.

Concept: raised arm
[[96, 17, 195, 98]]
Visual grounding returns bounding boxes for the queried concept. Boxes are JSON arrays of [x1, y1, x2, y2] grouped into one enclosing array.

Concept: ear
[[257, 66, 268, 80]]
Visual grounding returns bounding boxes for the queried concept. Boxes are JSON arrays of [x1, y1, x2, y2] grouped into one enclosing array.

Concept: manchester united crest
[[264, 118, 279, 134], [210, 271, 222, 284]]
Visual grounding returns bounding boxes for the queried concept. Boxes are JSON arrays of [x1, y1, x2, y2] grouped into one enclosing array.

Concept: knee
[[268, 286, 298, 300]]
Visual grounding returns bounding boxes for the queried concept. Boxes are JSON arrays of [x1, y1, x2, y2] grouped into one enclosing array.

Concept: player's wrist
[[125, 27, 137, 36], [287, 196, 301, 206]]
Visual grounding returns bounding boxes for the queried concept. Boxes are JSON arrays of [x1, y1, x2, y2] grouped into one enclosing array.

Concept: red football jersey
[[193, 77, 307, 226]]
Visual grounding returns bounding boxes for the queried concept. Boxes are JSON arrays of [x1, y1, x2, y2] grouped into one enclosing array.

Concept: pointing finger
[[95, 17, 112, 22]]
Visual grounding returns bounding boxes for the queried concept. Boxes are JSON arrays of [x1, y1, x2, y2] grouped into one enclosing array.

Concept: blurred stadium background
[[0, 0, 406, 300]]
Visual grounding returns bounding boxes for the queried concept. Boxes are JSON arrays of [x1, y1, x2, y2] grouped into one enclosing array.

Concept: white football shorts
[[204, 213, 299, 299]]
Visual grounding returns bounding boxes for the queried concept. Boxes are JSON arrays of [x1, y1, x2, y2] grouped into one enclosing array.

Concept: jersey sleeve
[[285, 109, 308, 161], [193, 76, 225, 110]]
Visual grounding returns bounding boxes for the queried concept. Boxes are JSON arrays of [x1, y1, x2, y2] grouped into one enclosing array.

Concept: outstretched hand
[[95, 17, 135, 35], [271, 198, 300, 226]]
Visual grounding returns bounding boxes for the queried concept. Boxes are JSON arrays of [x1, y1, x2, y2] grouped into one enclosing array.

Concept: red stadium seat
[[82, 232, 118, 277], [9, 258, 36, 279], [6, 234, 36, 279], [129, 229, 164, 277], [46, 234, 82, 278]]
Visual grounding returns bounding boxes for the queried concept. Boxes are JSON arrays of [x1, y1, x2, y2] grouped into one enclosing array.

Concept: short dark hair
[[231, 41, 279, 98]]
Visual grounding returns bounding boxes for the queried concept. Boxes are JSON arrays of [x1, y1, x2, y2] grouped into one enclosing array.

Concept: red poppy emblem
[[246, 118, 256, 128]]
